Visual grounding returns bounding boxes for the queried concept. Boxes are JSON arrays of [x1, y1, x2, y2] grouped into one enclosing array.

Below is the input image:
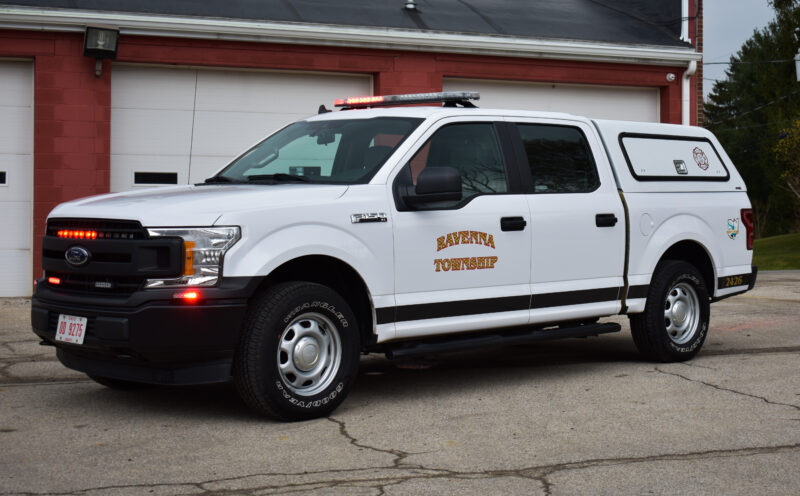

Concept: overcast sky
[[703, 0, 776, 100]]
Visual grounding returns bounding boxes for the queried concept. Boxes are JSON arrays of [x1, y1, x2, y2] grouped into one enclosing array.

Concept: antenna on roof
[[404, 0, 417, 11]]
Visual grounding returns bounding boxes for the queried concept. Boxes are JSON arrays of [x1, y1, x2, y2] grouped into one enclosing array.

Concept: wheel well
[[659, 241, 715, 294], [259, 255, 375, 348]]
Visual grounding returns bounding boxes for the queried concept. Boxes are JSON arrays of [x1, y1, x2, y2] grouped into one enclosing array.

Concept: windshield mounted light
[[144, 227, 240, 288]]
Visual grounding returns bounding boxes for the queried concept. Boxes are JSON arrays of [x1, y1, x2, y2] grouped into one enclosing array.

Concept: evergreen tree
[[704, 0, 800, 235]]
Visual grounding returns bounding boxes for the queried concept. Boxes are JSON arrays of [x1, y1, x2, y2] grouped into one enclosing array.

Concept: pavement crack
[[537, 474, 554, 495], [327, 416, 417, 469], [701, 346, 800, 357], [4, 444, 798, 496], [677, 361, 716, 370], [518, 443, 800, 482], [655, 367, 800, 411], [0, 379, 91, 387]]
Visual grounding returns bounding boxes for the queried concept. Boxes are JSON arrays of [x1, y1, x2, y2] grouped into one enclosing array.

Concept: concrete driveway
[[1, 272, 798, 495]]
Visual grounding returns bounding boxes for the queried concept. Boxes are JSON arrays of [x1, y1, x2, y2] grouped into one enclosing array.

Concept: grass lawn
[[753, 233, 800, 270]]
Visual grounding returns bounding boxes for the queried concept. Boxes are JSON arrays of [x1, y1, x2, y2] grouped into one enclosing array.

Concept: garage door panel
[[0, 155, 32, 202], [111, 108, 194, 156], [112, 66, 371, 193], [0, 107, 33, 153], [112, 65, 196, 110], [195, 71, 370, 113], [0, 202, 31, 249], [188, 155, 233, 184], [443, 78, 658, 122], [110, 154, 188, 192], [0, 250, 32, 297], [191, 111, 301, 157], [0, 61, 33, 105], [0, 61, 32, 296]]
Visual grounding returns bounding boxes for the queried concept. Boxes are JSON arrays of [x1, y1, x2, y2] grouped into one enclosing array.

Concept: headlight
[[144, 227, 240, 288]]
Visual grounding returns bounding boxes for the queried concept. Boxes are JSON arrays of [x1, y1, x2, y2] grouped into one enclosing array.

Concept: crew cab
[[31, 92, 756, 421]]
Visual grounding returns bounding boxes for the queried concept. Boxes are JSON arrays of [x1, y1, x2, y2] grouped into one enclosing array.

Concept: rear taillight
[[741, 208, 754, 250]]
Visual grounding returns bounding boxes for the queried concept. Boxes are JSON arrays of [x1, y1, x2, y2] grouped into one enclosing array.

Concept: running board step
[[385, 322, 621, 359]]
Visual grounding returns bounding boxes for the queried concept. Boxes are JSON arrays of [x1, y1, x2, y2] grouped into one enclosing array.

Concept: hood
[[48, 184, 349, 227]]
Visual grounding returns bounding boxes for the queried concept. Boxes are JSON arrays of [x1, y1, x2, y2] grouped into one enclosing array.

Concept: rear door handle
[[501, 216, 527, 231], [595, 213, 618, 227]]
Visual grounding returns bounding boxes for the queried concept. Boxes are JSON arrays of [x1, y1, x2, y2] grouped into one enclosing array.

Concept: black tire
[[88, 374, 150, 390], [629, 260, 710, 362], [233, 282, 360, 421]]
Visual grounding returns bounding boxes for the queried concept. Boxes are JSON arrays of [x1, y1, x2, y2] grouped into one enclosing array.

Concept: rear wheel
[[234, 282, 360, 421], [630, 260, 710, 362]]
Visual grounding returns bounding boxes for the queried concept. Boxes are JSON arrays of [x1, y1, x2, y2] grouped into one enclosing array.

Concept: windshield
[[212, 117, 423, 184]]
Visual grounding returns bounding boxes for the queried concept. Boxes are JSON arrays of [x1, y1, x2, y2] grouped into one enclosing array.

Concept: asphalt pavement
[[1, 272, 798, 495]]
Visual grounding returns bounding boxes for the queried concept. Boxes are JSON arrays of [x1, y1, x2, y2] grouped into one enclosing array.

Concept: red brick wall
[[0, 30, 111, 281], [0, 28, 687, 281]]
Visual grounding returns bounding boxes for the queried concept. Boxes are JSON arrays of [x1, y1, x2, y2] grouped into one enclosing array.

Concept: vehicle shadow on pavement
[[41, 333, 645, 422], [353, 334, 643, 393]]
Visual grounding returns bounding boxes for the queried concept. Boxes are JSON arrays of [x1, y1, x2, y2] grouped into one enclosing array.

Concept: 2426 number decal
[[723, 275, 744, 288]]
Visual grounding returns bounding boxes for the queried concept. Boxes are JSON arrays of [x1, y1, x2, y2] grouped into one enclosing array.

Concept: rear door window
[[515, 124, 600, 193]]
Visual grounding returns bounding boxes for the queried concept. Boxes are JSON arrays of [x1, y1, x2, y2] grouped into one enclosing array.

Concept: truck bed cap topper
[[333, 91, 479, 110]]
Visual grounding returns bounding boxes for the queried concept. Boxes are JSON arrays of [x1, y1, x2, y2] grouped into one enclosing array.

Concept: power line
[[704, 59, 794, 65], [716, 87, 800, 123], [710, 118, 797, 132]]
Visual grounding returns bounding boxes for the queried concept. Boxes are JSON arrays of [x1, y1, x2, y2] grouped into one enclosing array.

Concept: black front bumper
[[31, 276, 261, 385]]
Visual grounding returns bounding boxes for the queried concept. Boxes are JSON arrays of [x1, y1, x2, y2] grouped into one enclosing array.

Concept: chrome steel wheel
[[663, 282, 700, 345], [277, 312, 342, 397]]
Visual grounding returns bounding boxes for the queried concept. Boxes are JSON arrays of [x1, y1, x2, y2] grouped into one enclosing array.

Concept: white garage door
[[444, 78, 659, 122], [0, 61, 33, 297], [111, 65, 371, 191]]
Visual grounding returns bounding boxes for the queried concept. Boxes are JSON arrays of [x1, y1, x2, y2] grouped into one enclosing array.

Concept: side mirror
[[404, 167, 462, 207]]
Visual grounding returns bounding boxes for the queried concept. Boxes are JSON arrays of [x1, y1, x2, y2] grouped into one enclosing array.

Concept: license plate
[[55, 314, 88, 345]]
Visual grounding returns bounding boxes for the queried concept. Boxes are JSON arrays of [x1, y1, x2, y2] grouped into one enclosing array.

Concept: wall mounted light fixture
[[83, 25, 119, 77]]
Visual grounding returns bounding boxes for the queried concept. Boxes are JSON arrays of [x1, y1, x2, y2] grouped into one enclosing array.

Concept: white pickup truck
[[31, 92, 756, 421]]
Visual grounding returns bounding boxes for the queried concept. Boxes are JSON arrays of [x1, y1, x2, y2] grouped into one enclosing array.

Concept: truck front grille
[[42, 218, 182, 296], [46, 218, 146, 240], [45, 272, 147, 295]]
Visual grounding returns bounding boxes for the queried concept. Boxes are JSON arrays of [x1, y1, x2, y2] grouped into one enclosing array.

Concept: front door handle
[[501, 216, 527, 231], [596, 213, 618, 227]]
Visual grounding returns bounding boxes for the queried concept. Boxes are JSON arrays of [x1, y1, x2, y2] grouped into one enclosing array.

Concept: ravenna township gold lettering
[[434, 256, 498, 272], [436, 231, 495, 251]]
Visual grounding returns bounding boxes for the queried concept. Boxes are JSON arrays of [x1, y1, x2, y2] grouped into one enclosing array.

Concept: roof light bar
[[334, 91, 479, 109]]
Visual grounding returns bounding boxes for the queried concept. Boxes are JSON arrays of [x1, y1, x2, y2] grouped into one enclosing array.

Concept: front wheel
[[629, 260, 710, 362], [234, 282, 360, 421]]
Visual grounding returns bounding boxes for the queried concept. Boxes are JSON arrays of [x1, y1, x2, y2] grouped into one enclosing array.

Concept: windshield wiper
[[203, 176, 239, 184], [247, 173, 311, 183]]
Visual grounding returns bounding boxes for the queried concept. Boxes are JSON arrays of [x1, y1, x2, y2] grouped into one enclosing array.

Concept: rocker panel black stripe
[[376, 286, 625, 325], [530, 287, 619, 309], [395, 295, 530, 324], [627, 284, 650, 299]]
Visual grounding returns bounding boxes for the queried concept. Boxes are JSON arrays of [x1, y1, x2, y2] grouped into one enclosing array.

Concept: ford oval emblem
[[65, 246, 91, 267]]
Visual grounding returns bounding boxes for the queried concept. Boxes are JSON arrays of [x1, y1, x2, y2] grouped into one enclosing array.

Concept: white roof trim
[[0, 6, 701, 66]]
